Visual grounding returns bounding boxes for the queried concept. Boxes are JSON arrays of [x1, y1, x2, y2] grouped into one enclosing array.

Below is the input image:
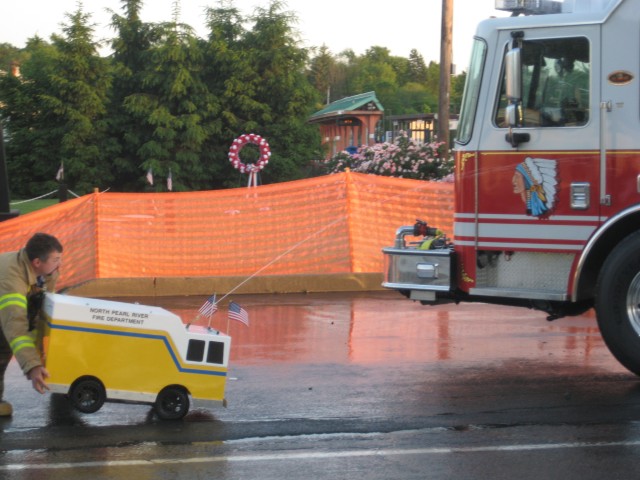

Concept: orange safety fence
[[0, 171, 454, 291]]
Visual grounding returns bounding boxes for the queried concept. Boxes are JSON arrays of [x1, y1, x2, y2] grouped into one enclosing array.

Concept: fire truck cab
[[383, 0, 640, 375]]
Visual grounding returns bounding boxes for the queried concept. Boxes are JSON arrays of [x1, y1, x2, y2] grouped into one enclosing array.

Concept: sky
[[4, 0, 508, 70]]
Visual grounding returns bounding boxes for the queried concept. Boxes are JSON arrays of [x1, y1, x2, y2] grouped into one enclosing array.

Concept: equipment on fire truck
[[383, 220, 453, 303], [412, 219, 447, 250]]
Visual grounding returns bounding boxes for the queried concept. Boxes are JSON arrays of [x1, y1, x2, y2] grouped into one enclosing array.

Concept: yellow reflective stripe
[[0, 293, 27, 310], [9, 335, 36, 354]]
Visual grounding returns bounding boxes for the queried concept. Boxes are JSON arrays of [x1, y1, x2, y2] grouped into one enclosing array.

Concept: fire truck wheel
[[595, 231, 640, 376], [155, 386, 190, 420], [69, 377, 106, 414]]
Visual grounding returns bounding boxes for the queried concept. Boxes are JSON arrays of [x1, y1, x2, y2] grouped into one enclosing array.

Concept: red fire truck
[[383, 0, 640, 375]]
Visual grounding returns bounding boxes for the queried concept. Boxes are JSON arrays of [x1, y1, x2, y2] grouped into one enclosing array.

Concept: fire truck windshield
[[457, 38, 487, 144]]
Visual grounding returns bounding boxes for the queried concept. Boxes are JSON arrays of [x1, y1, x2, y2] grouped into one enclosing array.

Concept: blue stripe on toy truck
[[48, 322, 228, 377]]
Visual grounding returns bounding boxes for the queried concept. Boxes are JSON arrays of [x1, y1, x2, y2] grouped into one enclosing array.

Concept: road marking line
[[3, 439, 640, 471]]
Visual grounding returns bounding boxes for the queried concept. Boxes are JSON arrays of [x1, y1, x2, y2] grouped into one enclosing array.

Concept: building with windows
[[308, 91, 459, 159], [308, 91, 383, 158]]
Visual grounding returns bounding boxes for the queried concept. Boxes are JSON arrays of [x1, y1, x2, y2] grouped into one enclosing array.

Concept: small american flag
[[228, 301, 249, 326], [198, 294, 217, 318]]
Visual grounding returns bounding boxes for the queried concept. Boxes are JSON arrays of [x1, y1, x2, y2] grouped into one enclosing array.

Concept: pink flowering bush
[[325, 132, 454, 181]]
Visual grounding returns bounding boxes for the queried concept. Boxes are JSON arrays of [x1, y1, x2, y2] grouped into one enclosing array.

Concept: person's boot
[[0, 401, 13, 416]]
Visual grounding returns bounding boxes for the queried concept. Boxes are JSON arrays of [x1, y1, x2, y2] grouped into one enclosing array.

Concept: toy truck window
[[206, 341, 225, 365], [495, 37, 590, 128], [187, 339, 206, 362]]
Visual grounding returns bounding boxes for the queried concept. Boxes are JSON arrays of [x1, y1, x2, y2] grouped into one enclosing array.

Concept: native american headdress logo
[[512, 157, 558, 217]]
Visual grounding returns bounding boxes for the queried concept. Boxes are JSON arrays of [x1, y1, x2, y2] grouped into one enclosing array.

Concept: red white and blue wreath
[[228, 134, 271, 186]]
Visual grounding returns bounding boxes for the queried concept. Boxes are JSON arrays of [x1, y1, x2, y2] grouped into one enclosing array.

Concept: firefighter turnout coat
[[0, 249, 58, 375]]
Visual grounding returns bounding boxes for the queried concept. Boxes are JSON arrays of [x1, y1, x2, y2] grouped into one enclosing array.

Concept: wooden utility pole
[[438, 0, 453, 148]]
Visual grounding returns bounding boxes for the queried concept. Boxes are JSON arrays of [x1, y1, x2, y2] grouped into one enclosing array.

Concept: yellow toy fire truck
[[42, 293, 230, 420]]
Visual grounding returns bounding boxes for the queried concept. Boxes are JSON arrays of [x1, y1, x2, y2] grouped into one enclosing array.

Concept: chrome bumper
[[382, 246, 454, 302]]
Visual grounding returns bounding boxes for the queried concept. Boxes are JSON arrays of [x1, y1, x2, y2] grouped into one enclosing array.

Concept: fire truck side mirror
[[505, 104, 518, 127], [505, 48, 522, 102]]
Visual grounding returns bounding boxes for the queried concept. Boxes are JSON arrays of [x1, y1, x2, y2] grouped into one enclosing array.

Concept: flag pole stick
[[207, 294, 217, 330]]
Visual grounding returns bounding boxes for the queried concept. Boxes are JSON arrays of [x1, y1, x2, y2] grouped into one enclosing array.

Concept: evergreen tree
[[200, 1, 266, 188], [307, 45, 337, 107], [0, 37, 61, 197], [408, 49, 428, 84], [1, 0, 469, 195], [242, 1, 321, 183], [124, 2, 217, 191], [108, 0, 158, 190], [0, 43, 26, 75], [43, 7, 114, 194]]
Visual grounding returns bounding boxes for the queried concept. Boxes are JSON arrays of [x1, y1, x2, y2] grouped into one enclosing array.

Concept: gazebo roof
[[309, 91, 384, 123]]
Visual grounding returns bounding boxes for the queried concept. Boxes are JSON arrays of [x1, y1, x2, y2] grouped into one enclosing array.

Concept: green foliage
[[201, 0, 320, 188], [307, 45, 336, 106], [200, 2, 271, 188], [242, 1, 321, 184], [0, 0, 466, 195], [108, 0, 158, 191], [46, 8, 114, 194], [305, 46, 466, 118], [0, 7, 113, 197], [395, 83, 437, 114], [450, 70, 467, 114], [0, 37, 64, 197], [408, 49, 428, 84], [0, 43, 26, 74], [125, 20, 218, 191]]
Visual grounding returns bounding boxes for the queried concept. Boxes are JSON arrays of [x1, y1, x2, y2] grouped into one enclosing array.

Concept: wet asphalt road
[[2, 291, 640, 479]]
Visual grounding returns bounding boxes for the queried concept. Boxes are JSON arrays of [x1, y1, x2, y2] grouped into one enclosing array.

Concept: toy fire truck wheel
[[69, 377, 106, 414], [595, 230, 640, 376], [155, 386, 190, 420]]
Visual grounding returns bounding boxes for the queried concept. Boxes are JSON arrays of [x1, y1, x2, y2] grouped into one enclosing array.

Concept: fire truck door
[[477, 26, 601, 226], [599, 10, 640, 216]]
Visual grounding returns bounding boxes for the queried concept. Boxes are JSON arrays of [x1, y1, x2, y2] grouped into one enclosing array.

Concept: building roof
[[309, 91, 384, 122]]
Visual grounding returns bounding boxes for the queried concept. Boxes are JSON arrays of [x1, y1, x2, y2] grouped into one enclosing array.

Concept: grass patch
[[9, 199, 58, 215]]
